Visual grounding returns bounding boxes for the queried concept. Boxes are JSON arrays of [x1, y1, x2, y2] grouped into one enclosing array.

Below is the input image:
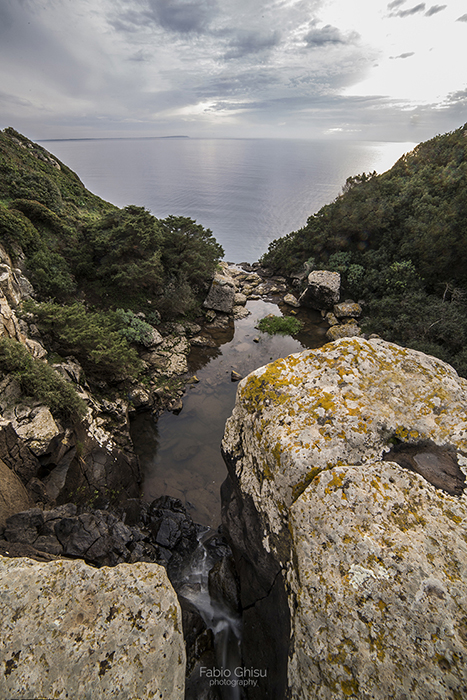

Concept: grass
[[256, 314, 304, 336]]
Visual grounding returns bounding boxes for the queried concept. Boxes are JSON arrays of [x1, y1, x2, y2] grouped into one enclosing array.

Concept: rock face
[[298, 270, 340, 310], [0, 555, 185, 700], [0, 459, 32, 528], [221, 337, 467, 699], [203, 269, 236, 313]]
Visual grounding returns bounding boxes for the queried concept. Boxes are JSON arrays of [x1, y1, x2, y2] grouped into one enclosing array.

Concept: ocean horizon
[[40, 137, 417, 263]]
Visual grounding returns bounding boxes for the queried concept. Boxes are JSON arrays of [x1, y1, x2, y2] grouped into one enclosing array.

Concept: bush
[[0, 337, 86, 419], [113, 309, 155, 346], [23, 301, 143, 382], [256, 315, 304, 336]]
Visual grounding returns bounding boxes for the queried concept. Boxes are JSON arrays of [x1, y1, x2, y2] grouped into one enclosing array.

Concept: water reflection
[[131, 299, 327, 527]]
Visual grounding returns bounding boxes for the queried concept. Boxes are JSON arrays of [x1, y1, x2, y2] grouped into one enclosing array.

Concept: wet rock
[[149, 496, 198, 558], [190, 335, 217, 348], [0, 555, 185, 700], [298, 270, 341, 310], [128, 385, 153, 409], [169, 397, 183, 414], [234, 292, 248, 306], [283, 293, 300, 308], [208, 555, 240, 616], [233, 305, 251, 320]]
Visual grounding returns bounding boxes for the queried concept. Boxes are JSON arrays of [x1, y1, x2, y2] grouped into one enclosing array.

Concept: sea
[[40, 137, 416, 263]]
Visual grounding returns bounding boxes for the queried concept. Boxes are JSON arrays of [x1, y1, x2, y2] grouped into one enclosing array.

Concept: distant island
[[39, 135, 190, 142]]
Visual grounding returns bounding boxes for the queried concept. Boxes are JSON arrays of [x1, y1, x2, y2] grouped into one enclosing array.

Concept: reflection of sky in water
[[131, 300, 327, 527]]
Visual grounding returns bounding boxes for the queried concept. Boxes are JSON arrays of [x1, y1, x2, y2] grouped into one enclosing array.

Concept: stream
[[130, 297, 328, 527], [129, 293, 328, 697]]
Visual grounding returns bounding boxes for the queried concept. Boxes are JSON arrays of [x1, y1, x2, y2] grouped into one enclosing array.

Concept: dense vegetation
[[0, 127, 224, 387], [0, 337, 87, 419], [261, 123, 467, 376]]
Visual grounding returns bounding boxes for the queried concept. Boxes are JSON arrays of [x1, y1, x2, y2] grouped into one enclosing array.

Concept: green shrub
[[0, 337, 86, 419], [113, 309, 155, 346], [0, 205, 41, 255], [23, 301, 142, 382], [256, 315, 304, 336]]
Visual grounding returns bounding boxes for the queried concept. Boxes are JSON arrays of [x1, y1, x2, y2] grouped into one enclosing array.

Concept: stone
[[15, 406, 63, 456], [325, 320, 361, 341], [283, 293, 300, 308], [298, 270, 340, 310], [221, 337, 467, 699], [128, 385, 153, 409], [190, 335, 217, 348], [234, 292, 248, 306], [0, 555, 185, 700], [203, 271, 236, 313], [333, 300, 362, 318], [0, 459, 32, 528], [324, 311, 339, 326], [233, 306, 251, 320]]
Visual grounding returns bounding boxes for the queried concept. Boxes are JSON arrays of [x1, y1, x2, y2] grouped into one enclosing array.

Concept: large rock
[[203, 271, 236, 313], [0, 459, 32, 528], [15, 406, 63, 456], [0, 555, 185, 700], [221, 337, 467, 699], [298, 270, 340, 310]]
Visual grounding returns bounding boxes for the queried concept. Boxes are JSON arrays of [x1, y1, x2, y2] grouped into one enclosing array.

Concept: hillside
[[261, 123, 467, 376], [0, 127, 224, 386]]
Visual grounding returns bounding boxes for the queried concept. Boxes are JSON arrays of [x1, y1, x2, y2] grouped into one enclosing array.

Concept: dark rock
[[384, 441, 465, 496], [208, 555, 240, 616], [4, 508, 44, 544], [220, 462, 290, 700], [0, 422, 41, 484]]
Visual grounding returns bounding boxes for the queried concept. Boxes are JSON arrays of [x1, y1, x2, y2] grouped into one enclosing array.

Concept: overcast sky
[[1, 0, 466, 142]]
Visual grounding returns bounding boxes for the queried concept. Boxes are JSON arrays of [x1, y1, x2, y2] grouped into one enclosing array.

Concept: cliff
[[222, 337, 467, 699]]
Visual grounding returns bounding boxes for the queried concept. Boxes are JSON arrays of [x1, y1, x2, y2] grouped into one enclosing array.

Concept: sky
[[0, 0, 466, 142]]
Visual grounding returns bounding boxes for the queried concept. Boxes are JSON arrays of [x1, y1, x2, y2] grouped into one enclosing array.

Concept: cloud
[[390, 52, 415, 58], [457, 13, 467, 22], [146, 0, 218, 33], [387, 0, 406, 9], [304, 24, 360, 48], [388, 3, 426, 17], [223, 29, 282, 60], [425, 4, 446, 16]]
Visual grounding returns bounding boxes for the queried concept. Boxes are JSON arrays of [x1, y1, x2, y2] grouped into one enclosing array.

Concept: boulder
[[283, 293, 300, 308], [0, 459, 32, 528], [333, 300, 362, 318], [203, 271, 236, 313], [298, 270, 340, 310], [15, 406, 63, 456], [325, 319, 361, 341], [0, 555, 185, 700], [234, 292, 248, 306], [221, 337, 467, 699]]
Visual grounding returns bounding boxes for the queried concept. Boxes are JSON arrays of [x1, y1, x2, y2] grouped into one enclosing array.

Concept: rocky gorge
[[1, 128, 467, 700]]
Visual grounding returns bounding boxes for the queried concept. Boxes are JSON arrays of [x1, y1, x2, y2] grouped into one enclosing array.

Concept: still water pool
[[130, 298, 328, 527]]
